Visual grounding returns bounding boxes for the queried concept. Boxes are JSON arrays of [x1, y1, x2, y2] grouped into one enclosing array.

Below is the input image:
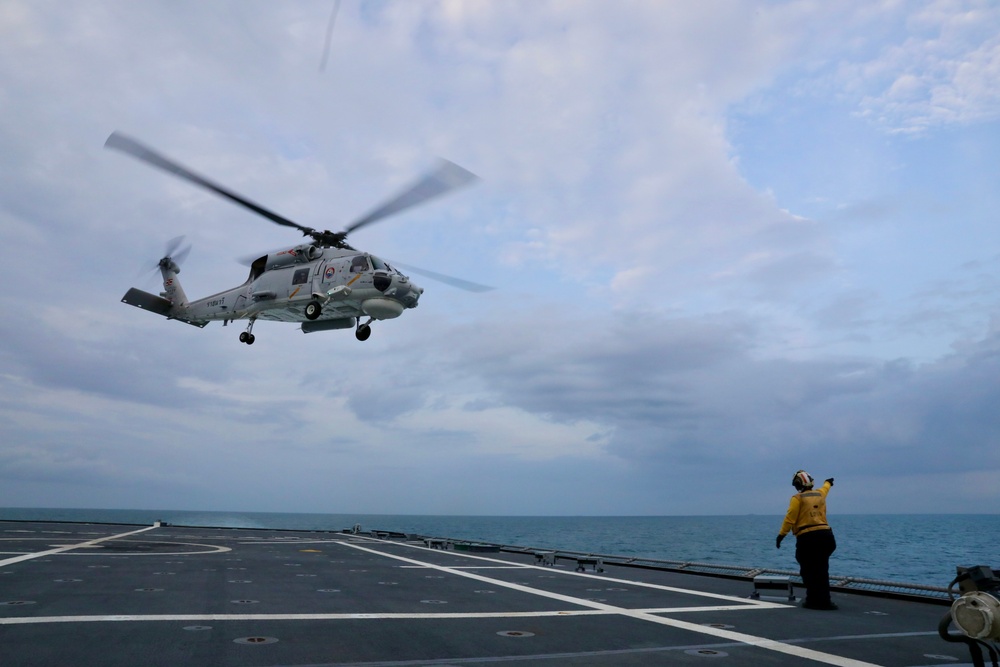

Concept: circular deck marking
[[234, 636, 278, 645], [134, 588, 163, 592], [183, 625, 212, 631], [420, 599, 447, 604], [685, 648, 729, 657], [53, 579, 82, 583], [228, 580, 252, 584], [1, 601, 35, 606], [497, 631, 535, 638], [702, 623, 735, 629], [316, 589, 341, 593], [230, 599, 259, 604], [0, 536, 230, 557]]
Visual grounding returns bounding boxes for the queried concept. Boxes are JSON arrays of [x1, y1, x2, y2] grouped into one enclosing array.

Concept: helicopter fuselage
[[122, 244, 422, 343]]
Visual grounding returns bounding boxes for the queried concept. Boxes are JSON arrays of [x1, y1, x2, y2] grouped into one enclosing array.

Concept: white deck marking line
[[0, 606, 775, 625], [399, 565, 530, 570], [0, 525, 158, 568], [340, 541, 883, 667], [358, 535, 780, 608]]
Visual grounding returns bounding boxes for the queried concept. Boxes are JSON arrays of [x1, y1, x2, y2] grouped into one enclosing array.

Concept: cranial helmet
[[792, 470, 814, 491]]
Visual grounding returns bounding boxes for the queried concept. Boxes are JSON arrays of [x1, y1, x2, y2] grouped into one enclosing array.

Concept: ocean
[[1, 507, 995, 588]]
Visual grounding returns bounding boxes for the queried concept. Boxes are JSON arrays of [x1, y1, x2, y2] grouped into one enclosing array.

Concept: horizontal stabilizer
[[122, 287, 172, 316], [121, 288, 208, 328]]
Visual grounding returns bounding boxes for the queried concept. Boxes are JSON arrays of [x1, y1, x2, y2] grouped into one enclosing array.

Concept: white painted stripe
[[340, 541, 883, 667], [365, 536, 782, 607], [0, 605, 777, 625], [0, 526, 158, 568], [399, 565, 530, 570], [621, 612, 883, 667]]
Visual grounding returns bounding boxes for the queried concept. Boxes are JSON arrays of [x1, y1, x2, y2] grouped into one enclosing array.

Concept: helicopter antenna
[[319, 0, 342, 73]]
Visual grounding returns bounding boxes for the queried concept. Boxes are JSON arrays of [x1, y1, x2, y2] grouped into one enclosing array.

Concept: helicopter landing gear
[[239, 318, 257, 345], [305, 300, 322, 320], [356, 318, 373, 341]]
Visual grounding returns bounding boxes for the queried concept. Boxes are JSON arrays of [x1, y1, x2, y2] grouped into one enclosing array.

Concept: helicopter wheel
[[245, 334, 255, 345], [355, 324, 372, 341], [305, 300, 322, 320], [239, 332, 248, 343]]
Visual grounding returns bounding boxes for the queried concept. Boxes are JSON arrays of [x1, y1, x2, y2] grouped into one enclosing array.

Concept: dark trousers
[[795, 529, 837, 604]]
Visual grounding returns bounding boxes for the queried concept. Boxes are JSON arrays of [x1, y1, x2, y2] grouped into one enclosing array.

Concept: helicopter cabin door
[[289, 266, 312, 302]]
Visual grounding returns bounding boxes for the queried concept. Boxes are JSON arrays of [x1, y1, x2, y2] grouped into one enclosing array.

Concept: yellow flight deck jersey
[[780, 480, 833, 537]]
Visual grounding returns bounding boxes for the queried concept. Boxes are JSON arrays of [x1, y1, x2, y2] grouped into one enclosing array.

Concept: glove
[[776, 534, 785, 549], [825, 478, 834, 486]]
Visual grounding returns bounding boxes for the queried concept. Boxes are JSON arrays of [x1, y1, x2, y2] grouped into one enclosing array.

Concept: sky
[[1, 0, 998, 517]]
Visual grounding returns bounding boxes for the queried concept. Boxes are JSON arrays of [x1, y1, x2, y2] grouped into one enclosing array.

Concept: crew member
[[776, 471, 837, 610]]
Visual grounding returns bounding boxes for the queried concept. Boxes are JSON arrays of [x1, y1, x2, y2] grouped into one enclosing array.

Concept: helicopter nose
[[376, 271, 422, 307], [403, 280, 422, 307]]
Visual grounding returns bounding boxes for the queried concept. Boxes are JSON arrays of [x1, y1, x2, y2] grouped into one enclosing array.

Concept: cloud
[[850, 0, 1000, 132], [0, 1, 997, 516]]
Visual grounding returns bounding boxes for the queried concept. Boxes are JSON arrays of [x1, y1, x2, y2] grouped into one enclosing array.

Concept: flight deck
[[0, 521, 970, 666]]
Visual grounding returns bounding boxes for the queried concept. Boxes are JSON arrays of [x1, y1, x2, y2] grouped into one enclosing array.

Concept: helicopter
[[107, 132, 490, 345]]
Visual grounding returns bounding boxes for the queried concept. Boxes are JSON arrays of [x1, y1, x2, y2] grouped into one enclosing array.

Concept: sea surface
[[2, 507, 995, 588]]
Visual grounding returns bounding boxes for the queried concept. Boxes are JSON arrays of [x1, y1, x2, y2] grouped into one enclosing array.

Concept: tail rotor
[[158, 235, 191, 273], [144, 235, 192, 305]]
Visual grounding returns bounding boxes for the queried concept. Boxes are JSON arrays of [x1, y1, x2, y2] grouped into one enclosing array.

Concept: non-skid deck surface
[[0, 522, 963, 666]]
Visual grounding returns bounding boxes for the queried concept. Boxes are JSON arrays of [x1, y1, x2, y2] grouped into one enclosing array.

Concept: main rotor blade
[[391, 261, 494, 293], [105, 132, 310, 234], [344, 159, 479, 235]]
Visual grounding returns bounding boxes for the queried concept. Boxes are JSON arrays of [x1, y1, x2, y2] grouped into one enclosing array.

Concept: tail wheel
[[356, 324, 372, 341], [305, 300, 322, 320]]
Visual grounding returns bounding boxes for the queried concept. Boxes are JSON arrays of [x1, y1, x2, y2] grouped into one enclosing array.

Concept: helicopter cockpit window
[[370, 255, 389, 271], [350, 256, 370, 273], [249, 256, 267, 281], [292, 268, 310, 285]]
